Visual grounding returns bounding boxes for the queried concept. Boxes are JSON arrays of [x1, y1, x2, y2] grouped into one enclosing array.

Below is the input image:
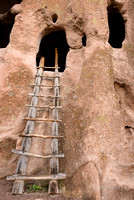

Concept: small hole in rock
[[125, 126, 130, 129], [82, 33, 87, 47], [52, 13, 58, 23]]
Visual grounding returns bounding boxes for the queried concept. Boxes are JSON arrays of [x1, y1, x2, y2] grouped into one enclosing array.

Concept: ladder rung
[[23, 118, 62, 122], [30, 84, 61, 87], [36, 66, 44, 69], [44, 67, 60, 69], [25, 105, 62, 109], [19, 134, 63, 139], [12, 149, 64, 159], [35, 75, 60, 78], [7, 173, 66, 181], [28, 93, 61, 98], [37, 66, 60, 69]]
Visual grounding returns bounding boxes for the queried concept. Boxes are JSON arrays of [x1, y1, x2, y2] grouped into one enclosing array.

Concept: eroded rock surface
[[0, 0, 134, 199]]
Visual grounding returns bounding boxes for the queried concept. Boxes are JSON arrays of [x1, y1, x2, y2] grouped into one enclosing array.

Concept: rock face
[[0, 0, 134, 199]]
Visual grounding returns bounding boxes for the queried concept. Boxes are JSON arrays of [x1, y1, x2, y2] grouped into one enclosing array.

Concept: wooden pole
[[11, 57, 45, 194], [7, 173, 66, 181], [55, 47, 58, 67], [48, 48, 59, 194], [11, 149, 64, 159], [19, 134, 63, 139], [23, 118, 62, 122]]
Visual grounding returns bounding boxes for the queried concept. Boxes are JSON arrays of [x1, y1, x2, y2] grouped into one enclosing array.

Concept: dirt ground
[[0, 179, 84, 200]]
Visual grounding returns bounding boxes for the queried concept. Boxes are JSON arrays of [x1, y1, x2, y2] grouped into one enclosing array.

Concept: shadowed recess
[[36, 30, 69, 72], [0, 22, 14, 48], [0, 11, 17, 48], [107, 3, 125, 48], [0, 0, 22, 48], [0, 0, 22, 14], [82, 33, 87, 47], [52, 13, 58, 23]]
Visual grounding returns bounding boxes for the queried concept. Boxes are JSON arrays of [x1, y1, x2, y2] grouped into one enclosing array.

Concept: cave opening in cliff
[[36, 30, 69, 72], [107, 3, 125, 48], [0, 11, 17, 48], [0, 0, 22, 14]]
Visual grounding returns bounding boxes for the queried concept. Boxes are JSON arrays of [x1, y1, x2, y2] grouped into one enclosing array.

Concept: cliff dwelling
[[36, 30, 69, 72], [107, 2, 125, 48], [0, 0, 22, 48], [0, 0, 134, 200]]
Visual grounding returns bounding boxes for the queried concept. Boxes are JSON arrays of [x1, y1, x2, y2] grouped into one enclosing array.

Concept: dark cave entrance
[[107, 3, 125, 48], [0, 19, 14, 48], [36, 30, 69, 72], [0, 0, 22, 48], [0, 0, 22, 14]]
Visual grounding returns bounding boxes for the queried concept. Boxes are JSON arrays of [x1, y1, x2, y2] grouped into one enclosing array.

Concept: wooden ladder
[[7, 48, 66, 194]]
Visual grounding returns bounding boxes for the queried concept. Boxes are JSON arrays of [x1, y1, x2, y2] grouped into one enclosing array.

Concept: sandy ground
[[0, 179, 83, 200]]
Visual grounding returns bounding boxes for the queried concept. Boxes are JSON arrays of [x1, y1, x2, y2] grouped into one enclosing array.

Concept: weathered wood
[[37, 66, 60, 69], [44, 67, 60, 69], [10, 52, 65, 195], [19, 134, 63, 139], [12, 180, 24, 194], [12, 149, 64, 159], [26, 105, 62, 109], [48, 180, 58, 194], [30, 84, 61, 87], [23, 118, 62, 122], [7, 173, 66, 181], [49, 48, 60, 194], [28, 93, 61, 98], [35, 75, 60, 78], [36, 66, 45, 69], [11, 57, 45, 194]]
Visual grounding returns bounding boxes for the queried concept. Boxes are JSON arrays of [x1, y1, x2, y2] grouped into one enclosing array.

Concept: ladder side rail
[[50, 68, 60, 173], [12, 66, 44, 194], [49, 48, 60, 194]]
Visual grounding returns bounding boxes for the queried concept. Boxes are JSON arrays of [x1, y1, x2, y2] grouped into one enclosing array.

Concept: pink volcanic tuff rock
[[0, 0, 134, 199]]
